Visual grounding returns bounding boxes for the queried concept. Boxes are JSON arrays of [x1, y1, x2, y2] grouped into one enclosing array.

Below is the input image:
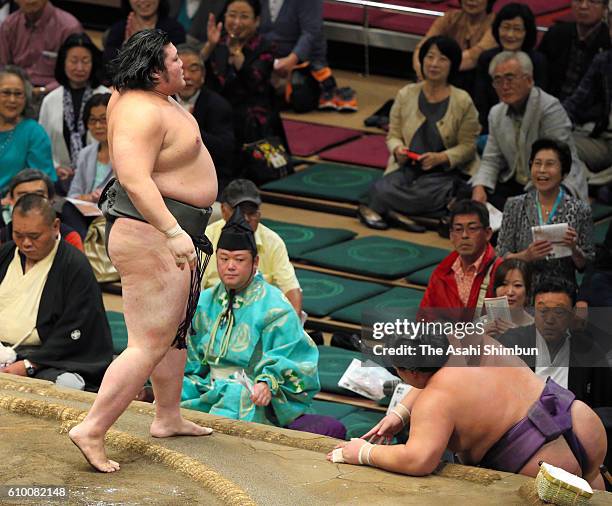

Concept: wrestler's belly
[[153, 155, 218, 208]]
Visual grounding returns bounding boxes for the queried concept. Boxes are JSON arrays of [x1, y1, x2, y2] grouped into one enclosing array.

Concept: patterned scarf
[[63, 86, 93, 167]]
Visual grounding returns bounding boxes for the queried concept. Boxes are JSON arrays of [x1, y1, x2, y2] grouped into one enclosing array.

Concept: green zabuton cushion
[[261, 219, 356, 258], [317, 345, 367, 396], [406, 264, 436, 286], [330, 287, 424, 325], [300, 236, 449, 279], [261, 163, 382, 203], [297, 269, 388, 317], [591, 202, 612, 222], [106, 311, 127, 355]]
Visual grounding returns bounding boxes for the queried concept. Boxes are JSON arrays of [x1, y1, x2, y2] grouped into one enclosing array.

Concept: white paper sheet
[[484, 296, 513, 323], [486, 202, 503, 232], [531, 223, 571, 259]]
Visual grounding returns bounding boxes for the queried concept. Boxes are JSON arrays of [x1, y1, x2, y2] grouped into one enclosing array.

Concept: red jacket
[[419, 244, 502, 321]]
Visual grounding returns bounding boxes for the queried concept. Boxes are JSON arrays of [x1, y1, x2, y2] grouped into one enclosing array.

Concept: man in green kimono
[[181, 209, 345, 438]]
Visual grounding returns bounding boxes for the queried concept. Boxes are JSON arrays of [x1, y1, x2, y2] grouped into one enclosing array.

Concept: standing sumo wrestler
[[69, 29, 217, 472]]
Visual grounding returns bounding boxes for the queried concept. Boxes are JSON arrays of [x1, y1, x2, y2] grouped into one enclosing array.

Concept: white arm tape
[[331, 448, 345, 463]]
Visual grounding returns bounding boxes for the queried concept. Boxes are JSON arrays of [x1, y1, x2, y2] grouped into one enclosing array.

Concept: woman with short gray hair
[[0, 66, 55, 192]]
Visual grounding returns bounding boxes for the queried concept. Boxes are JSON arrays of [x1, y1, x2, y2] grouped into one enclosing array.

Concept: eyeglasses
[[0, 89, 25, 99], [87, 116, 106, 125], [536, 307, 571, 318], [492, 73, 526, 88], [499, 23, 526, 34], [225, 11, 254, 21], [531, 159, 560, 170], [450, 225, 484, 235], [66, 58, 92, 66]]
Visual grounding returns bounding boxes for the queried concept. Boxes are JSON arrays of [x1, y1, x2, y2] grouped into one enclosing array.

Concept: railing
[[323, 0, 549, 75]]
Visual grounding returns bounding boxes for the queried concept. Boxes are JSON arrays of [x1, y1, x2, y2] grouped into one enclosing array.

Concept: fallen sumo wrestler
[[328, 332, 607, 490], [69, 28, 218, 472]]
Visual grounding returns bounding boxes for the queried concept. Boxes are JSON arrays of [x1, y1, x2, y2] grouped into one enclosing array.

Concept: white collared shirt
[[177, 90, 200, 114], [268, 0, 285, 22], [535, 329, 570, 389]]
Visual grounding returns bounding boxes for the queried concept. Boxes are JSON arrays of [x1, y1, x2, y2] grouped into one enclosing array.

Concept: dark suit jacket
[[176, 0, 226, 43], [191, 86, 235, 193], [498, 324, 612, 408], [538, 21, 610, 99], [103, 16, 186, 67]]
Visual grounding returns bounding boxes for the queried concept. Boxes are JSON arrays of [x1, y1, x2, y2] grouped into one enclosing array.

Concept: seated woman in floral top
[[496, 138, 595, 288], [201, 0, 284, 177]]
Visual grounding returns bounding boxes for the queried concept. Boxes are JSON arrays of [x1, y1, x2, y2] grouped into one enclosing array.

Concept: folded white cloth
[[331, 448, 345, 463]]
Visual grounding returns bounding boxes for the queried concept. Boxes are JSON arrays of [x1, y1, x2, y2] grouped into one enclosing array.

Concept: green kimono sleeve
[[254, 307, 321, 427]]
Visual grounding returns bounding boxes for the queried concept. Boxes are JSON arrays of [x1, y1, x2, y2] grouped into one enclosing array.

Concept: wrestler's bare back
[[107, 89, 217, 208], [414, 339, 605, 483]]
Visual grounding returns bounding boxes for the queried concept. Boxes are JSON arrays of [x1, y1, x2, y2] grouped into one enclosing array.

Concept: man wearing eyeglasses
[[539, 0, 610, 101], [498, 277, 611, 406], [420, 199, 502, 321], [471, 51, 587, 209]]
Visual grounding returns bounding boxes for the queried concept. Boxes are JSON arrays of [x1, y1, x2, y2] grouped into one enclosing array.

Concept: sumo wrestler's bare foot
[[68, 424, 121, 473], [150, 417, 213, 438]]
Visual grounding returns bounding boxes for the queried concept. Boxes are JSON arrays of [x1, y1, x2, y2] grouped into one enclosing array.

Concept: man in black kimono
[[0, 194, 113, 391]]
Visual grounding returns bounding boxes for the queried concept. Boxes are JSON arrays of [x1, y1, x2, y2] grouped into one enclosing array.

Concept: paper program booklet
[[484, 296, 512, 322], [531, 223, 571, 259]]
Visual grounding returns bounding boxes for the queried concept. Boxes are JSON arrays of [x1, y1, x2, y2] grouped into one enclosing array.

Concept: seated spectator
[[420, 200, 502, 321], [474, 3, 547, 133], [471, 51, 588, 209], [0, 66, 55, 193], [182, 209, 345, 439], [103, 0, 186, 67], [202, 0, 286, 169], [539, 0, 610, 101], [260, 0, 355, 111], [329, 330, 606, 488], [0, 194, 113, 391], [203, 179, 302, 313], [563, 11, 612, 176], [496, 138, 595, 289], [498, 277, 611, 407], [38, 33, 109, 187], [483, 258, 534, 339], [358, 36, 479, 231], [67, 93, 113, 203], [413, 0, 497, 92], [176, 43, 234, 193], [176, 0, 225, 43], [1, 169, 83, 251], [578, 220, 612, 307], [0, 0, 82, 95], [168, 0, 214, 33]]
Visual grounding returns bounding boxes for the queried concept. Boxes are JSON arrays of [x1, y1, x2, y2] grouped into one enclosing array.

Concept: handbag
[[84, 216, 120, 283], [242, 137, 293, 185]]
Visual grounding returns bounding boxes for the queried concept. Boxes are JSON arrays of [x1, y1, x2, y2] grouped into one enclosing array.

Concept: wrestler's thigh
[[108, 219, 191, 348], [521, 438, 581, 478]]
